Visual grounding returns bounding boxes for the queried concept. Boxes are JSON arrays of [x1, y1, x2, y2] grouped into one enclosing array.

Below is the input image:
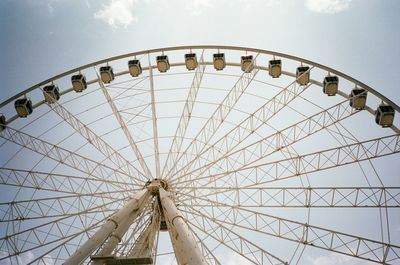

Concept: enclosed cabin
[[128, 59, 142, 77], [15, 98, 33, 118], [0, 115, 6, 132], [71, 74, 87, 92], [296, 66, 310, 86], [156, 55, 170, 73], [323, 76, 339, 96], [43, 84, 60, 103], [213, 53, 226, 71], [185, 53, 198, 70], [241, 55, 254, 73], [269, 59, 281, 78], [100, 66, 115, 84], [375, 104, 395, 127], [349, 88, 367, 110]]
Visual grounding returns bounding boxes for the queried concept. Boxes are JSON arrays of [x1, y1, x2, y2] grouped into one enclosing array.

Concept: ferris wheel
[[0, 45, 399, 265]]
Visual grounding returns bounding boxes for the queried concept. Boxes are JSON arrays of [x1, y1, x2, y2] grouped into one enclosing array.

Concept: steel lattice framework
[[0, 45, 399, 265]]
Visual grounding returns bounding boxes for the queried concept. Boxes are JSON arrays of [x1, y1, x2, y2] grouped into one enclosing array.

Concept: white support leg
[[129, 202, 160, 258], [159, 188, 208, 265], [92, 191, 151, 265], [63, 189, 150, 265]]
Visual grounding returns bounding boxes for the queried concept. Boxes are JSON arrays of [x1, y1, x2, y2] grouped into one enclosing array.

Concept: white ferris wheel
[[0, 45, 399, 265]]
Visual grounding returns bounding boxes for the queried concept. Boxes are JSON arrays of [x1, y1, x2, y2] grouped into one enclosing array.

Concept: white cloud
[[306, 0, 352, 14], [94, 0, 138, 28], [17, 251, 35, 264], [236, 0, 280, 9], [47, 3, 54, 15], [186, 0, 212, 16], [45, 0, 62, 16], [39, 255, 54, 265], [216, 253, 253, 265], [0, 251, 53, 265], [307, 252, 359, 265], [226, 255, 253, 265]]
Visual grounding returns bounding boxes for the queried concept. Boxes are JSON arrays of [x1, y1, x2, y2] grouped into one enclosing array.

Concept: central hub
[[145, 178, 168, 195]]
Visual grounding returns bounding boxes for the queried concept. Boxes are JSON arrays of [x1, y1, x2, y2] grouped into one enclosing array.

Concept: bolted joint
[[145, 178, 169, 195]]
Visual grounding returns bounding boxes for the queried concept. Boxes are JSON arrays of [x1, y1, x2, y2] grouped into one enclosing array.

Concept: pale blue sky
[[0, 1, 399, 264], [1, 0, 399, 105]]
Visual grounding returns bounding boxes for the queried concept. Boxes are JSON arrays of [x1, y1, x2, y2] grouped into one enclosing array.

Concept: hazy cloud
[[94, 0, 138, 28], [39, 255, 55, 265], [186, 0, 212, 16], [306, 0, 352, 14], [47, 3, 54, 15], [0, 251, 34, 264], [307, 252, 360, 265], [226, 255, 253, 265], [0, 251, 54, 265]]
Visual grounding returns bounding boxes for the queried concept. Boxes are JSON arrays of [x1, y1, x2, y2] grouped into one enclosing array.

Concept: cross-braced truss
[[0, 46, 399, 265]]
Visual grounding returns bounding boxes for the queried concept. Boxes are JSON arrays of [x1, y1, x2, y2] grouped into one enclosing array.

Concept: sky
[[0, 0, 399, 105], [0, 0, 400, 264]]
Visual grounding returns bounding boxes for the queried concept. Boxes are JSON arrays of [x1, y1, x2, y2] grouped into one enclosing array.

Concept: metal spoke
[[178, 186, 400, 208], [96, 68, 153, 179], [0, 191, 125, 221], [1, 45, 399, 265], [190, 224, 222, 265], [182, 204, 288, 265], [176, 134, 400, 188], [0, 126, 131, 190], [64, 189, 150, 264], [165, 53, 261, 180], [48, 95, 146, 185], [148, 54, 162, 178], [0, 198, 121, 262], [169, 67, 314, 184], [181, 195, 400, 264], [171, 98, 357, 186], [4, 218, 104, 264], [114, 205, 153, 256], [161, 50, 206, 177], [0, 168, 134, 195]]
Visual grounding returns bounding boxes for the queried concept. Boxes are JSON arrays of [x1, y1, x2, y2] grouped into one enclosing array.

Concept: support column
[[129, 202, 160, 258], [63, 189, 150, 265], [159, 188, 208, 265], [92, 191, 151, 265]]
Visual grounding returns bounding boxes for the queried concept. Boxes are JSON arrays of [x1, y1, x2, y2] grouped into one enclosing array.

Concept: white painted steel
[[63, 190, 149, 265], [91, 191, 151, 264], [1, 46, 399, 265], [159, 188, 208, 265]]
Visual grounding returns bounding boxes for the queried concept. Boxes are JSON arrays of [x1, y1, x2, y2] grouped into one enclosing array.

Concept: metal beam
[[178, 186, 400, 208], [0, 127, 130, 189], [129, 203, 160, 258], [172, 98, 357, 185], [182, 196, 400, 265], [63, 189, 150, 265], [148, 54, 161, 178], [48, 98, 146, 185], [170, 67, 313, 184], [175, 134, 400, 188], [184, 206, 288, 265], [159, 188, 208, 265], [4, 45, 398, 114], [0, 168, 131, 195], [161, 51, 206, 177], [91, 193, 151, 265], [96, 70, 153, 180], [165, 54, 260, 180]]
